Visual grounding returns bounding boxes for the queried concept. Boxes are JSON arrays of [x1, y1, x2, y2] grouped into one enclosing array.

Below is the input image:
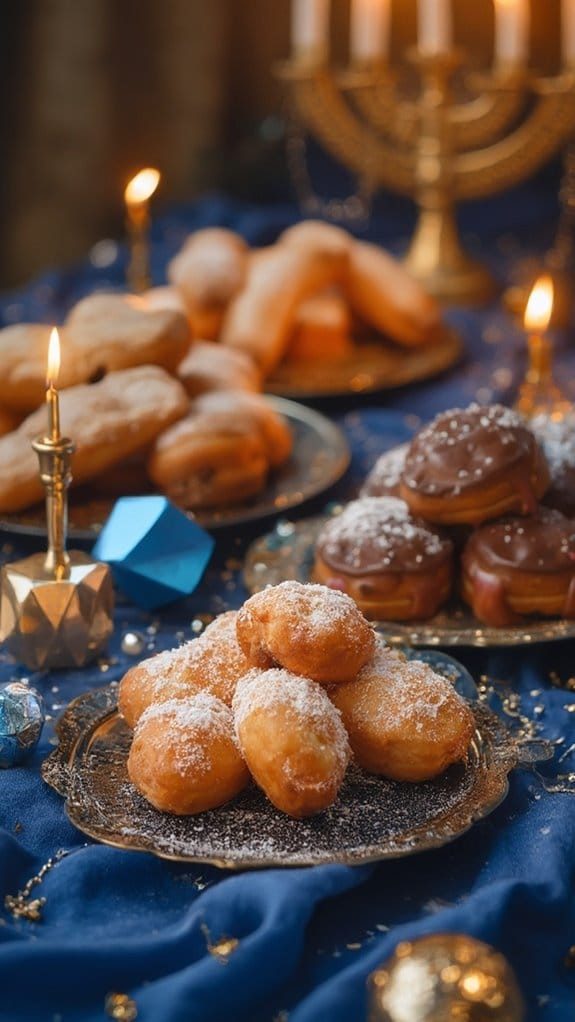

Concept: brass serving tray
[[265, 326, 462, 398], [43, 674, 518, 870], [0, 398, 350, 539]]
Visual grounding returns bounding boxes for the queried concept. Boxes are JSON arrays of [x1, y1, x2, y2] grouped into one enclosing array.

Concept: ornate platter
[[243, 515, 575, 648], [0, 398, 350, 539], [42, 660, 518, 869], [264, 326, 462, 398]]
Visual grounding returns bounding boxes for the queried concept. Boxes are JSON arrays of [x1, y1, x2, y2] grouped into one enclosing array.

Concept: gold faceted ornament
[[0, 551, 114, 670], [368, 933, 525, 1022]]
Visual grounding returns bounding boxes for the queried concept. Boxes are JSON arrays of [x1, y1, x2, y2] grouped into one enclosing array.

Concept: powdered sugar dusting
[[137, 693, 237, 775], [317, 497, 450, 571], [361, 444, 408, 496]]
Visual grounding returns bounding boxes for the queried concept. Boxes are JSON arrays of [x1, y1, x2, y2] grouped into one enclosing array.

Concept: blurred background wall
[[0, 0, 563, 289]]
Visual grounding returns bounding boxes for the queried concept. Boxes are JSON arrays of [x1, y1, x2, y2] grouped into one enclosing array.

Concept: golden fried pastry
[[220, 241, 348, 375], [461, 507, 575, 627], [147, 411, 269, 509], [177, 340, 262, 396], [287, 292, 354, 362], [0, 366, 189, 513], [142, 285, 194, 325], [0, 405, 22, 437], [167, 227, 249, 339], [312, 497, 453, 620], [233, 667, 350, 817], [346, 238, 442, 347], [128, 694, 249, 815], [280, 220, 442, 347], [400, 404, 551, 525], [236, 580, 376, 684], [190, 390, 293, 468], [330, 643, 474, 781], [360, 444, 409, 498], [0, 295, 191, 413], [119, 612, 251, 728]]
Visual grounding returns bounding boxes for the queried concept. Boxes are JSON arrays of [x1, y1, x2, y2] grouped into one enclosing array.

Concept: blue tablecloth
[[0, 186, 574, 1022]]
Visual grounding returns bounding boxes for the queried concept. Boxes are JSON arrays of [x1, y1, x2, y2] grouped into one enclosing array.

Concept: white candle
[[417, 0, 452, 55], [350, 0, 391, 63], [562, 0, 575, 66], [493, 0, 529, 67], [291, 0, 331, 63]]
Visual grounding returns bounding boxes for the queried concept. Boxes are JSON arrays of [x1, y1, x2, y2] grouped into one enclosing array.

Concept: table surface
[[0, 180, 574, 1022]]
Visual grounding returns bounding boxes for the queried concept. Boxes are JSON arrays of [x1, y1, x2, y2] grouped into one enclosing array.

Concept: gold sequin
[[105, 992, 138, 1021]]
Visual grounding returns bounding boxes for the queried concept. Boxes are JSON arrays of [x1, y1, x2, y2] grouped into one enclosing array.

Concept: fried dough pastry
[[167, 227, 249, 339], [0, 365, 189, 513], [233, 667, 350, 817], [177, 340, 261, 396], [118, 611, 251, 728], [128, 694, 249, 815], [0, 294, 190, 413], [330, 643, 474, 781], [236, 580, 376, 684]]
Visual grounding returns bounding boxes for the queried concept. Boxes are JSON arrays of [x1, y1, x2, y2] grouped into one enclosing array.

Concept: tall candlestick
[[562, 0, 575, 66], [417, 0, 452, 55], [291, 0, 330, 64], [124, 167, 160, 294], [350, 0, 390, 64], [493, 0, 529, 67]]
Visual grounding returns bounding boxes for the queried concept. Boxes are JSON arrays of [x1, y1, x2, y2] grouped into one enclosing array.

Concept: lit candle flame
[[524, 275, 554, 332], [124, 168, 160, 206], [46, 328, 61, 442], [47, 327, 61, 389]]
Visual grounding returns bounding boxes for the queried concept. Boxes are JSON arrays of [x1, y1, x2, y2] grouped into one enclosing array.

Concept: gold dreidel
[[514, 275, 572, 422], [124, 167, 160, 294], [0, 329, 114, 670]]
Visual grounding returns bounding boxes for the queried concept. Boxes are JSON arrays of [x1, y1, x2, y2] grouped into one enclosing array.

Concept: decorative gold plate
[[0, 398, 350, 539], [42, 673, 519, 869], [264, 326, 462, 398], [243, 515, 575, 648]]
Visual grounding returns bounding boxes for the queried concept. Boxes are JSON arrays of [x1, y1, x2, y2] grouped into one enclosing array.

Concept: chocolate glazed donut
[[400, 404, 550, 525], [461, 507, 575, 627]]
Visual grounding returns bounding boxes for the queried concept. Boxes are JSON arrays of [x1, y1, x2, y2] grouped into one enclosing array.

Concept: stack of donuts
[[120, 581, 474, 818], [313, 403, 575, 628], [0, 222, 441, 515]]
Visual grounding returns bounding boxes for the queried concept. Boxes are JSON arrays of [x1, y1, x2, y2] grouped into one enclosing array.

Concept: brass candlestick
[[124, 168, 160, 294], [0, 331, 114, 670], [278, 50, 575, 304]]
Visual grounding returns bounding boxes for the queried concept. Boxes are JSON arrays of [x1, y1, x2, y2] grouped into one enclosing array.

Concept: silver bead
[[120, 631, 146, 656]]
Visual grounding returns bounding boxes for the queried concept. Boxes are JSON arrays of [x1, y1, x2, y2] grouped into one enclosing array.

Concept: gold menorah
[[278, 52, 575, 305]]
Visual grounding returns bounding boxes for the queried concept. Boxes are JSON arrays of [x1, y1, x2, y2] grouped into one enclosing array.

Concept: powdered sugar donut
[[127, 694, 249, 815], [236, 581, 376, 684], [233, 667, 350, 816], [118, 611, 251, 728], [330, 644, 474, 782]]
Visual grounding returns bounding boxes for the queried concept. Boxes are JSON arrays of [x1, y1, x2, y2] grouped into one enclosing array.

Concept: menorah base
[[403, 208, 498, 305]]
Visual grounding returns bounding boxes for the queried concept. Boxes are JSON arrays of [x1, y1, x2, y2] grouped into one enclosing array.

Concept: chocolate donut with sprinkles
[[313, 496, 453, 620], [399, 403, 550, 525]]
